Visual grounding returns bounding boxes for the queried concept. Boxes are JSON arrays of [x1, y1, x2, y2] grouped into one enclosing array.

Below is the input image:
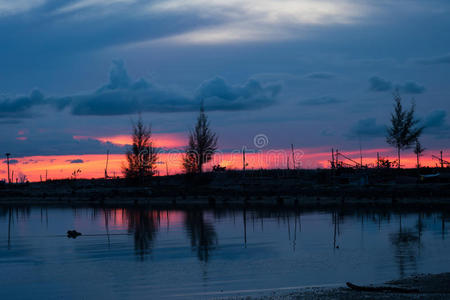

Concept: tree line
[[122, 103, 217, 182], [123, 90, 431, 182]]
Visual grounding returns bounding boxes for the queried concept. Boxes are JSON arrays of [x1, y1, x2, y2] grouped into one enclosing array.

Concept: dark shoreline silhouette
[[0, 168, 449, 206]]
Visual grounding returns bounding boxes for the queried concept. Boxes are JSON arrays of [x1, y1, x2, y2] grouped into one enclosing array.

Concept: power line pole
[[359, 139, 363, 168], [335, 149, 339, 168], [331, 148, 335, 169], [291, 144, 295, 170], [377, 152, 380, 168], [5, 153, 11, 184], [104, 150, 110, 179], [243, 147, 246, 172]]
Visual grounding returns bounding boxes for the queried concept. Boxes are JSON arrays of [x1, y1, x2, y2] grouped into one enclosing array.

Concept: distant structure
[[433, 151, 449, 169], [331, 148, 362, 169]]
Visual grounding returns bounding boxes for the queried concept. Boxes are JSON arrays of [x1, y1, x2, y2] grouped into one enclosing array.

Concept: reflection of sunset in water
[[2, 148, 444, 182], [73, 208, 186, 231]]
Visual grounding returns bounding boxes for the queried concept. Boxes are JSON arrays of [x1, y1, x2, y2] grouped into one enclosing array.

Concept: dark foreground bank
[[1, 168, 449, 206], [240, 273, 450, 299]]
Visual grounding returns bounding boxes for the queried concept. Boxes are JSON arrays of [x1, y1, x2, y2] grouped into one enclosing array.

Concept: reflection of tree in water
[[126, 208, 158, 258], [390, 225, 420, 278], [184, 211, 217, 262]]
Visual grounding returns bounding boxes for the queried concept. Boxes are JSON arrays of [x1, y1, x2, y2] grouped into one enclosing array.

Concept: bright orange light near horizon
[[1, 148, 446, 183], [74, 133, 187, 148]]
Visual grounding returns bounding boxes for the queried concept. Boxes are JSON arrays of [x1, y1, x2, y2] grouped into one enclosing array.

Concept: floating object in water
[[67, 230, 82, 239]]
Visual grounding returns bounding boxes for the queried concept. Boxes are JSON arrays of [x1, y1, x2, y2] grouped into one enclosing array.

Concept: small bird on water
[[67, 230, 82, 239]]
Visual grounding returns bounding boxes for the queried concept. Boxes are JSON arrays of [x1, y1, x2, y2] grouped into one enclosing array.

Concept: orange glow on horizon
[[1, 148, 446, 183], [74, 133, 187, 148]]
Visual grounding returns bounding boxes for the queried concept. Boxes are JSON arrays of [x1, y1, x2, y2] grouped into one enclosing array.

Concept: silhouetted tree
[[386, 91, 424, 168], [123, 117, 158, 181], [413, 139, 425, 169], [183, 104, 218, 173]]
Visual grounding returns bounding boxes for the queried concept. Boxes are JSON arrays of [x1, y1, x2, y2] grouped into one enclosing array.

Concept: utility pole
[[331, 148, 335, 169], [104, 150, 110, 179], [243, 147, 246, 172], [359, 140, 363, 168], [291, 144, 295, 170], [377, 152, 380, 168], [441, 151, 444, 169], [335, 149, 339, 168], [5, 153, 11, 184]]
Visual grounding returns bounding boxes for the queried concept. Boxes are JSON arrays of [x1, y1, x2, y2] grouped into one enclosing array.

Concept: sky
[[1, 0, 450, 180]]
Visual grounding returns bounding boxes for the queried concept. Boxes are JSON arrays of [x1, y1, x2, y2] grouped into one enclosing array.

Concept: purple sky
[[0, 0, 449, 158]]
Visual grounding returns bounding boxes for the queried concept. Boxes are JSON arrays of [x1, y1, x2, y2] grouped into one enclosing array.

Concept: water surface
[[1, 206, 450, 299]]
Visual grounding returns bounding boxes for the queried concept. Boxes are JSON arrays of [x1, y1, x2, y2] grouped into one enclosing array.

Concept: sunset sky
[[1, 0, 449, 181]]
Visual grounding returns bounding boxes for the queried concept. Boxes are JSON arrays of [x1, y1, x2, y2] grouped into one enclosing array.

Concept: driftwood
[[346, 282, 419, 293]]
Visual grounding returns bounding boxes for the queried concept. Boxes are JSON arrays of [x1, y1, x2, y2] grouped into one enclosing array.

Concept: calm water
[[1, 206, 450, 299]]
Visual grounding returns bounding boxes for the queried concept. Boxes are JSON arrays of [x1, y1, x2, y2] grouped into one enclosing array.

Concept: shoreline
[[1, 169, 449, 207], [240, 272, 450, 299]]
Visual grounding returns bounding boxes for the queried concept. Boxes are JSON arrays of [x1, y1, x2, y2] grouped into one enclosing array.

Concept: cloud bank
[[0, 61, 281, 117], [67, 159, 84, 164], [348, 118, 385, 139], [369, 76, 392, 92], [368, 76, 425, 94], [416, 53, 450, 65]]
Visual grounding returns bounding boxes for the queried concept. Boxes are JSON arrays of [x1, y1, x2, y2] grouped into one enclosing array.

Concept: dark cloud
[[369, 76, 392, 92], [0, 90, 45, 118], [196, 77, 281, 111], [398, 82, 425, 94], [422, 110, 449, 139], [2, 159, 19, 165], [22, 159, 42, 165], [348, 118, 385, 139], [369, 77, 425, 94], [0, 61, 281, 117], [0, 120, 22, 124], [416, 53, 450, 65], [304, 72, 335, 80], [424, 110, 446, 128], [3, 134, 126, 157], [298, 96, 343, 106], [67, 159, 84, 164]]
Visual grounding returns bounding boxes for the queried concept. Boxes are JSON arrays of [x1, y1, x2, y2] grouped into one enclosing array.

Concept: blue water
[[1, 207, 450, 299]]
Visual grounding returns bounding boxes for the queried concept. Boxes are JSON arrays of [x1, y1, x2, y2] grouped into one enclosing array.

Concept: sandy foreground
[[226, 273, 450, 300]]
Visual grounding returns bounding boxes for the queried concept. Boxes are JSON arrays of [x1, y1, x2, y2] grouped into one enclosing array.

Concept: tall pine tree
[[386, 91, 424, 168], [123, 117, 158, 181], [183, 104, 218, 173]]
